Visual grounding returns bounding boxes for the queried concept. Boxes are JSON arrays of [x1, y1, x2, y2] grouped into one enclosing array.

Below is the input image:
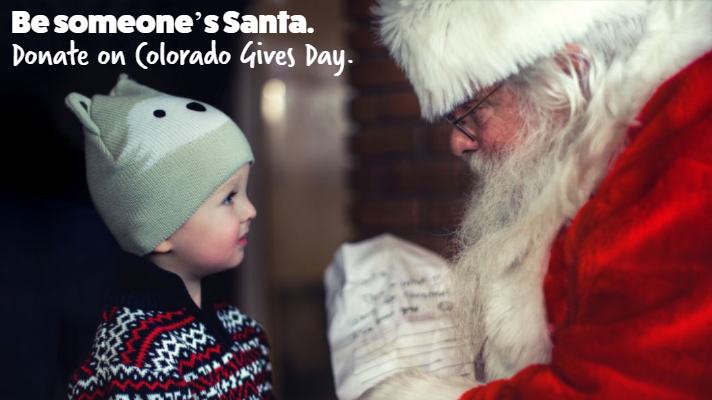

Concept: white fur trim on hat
[[373, 0, 648, 119]]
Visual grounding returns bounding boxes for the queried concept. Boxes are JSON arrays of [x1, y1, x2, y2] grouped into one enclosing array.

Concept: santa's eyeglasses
[[443, 85, 501, 141]]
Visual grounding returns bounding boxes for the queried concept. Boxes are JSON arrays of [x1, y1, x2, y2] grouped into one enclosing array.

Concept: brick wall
[[346, 0, 472, 258]]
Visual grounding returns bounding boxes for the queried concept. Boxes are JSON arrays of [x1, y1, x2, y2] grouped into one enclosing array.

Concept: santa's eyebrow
[[466, 91, 489, 104], [455, 95, 483, 110]]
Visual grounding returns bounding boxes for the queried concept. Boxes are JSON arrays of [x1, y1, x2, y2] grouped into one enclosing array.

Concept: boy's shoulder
[[82, 302, 268, 368], [90, 305, 211, 366], [68, 306, 194, 399]]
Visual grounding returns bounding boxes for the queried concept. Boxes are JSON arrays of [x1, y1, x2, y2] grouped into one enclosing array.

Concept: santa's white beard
[[447, 41, 650, 379], [450, 91, 578, 381]]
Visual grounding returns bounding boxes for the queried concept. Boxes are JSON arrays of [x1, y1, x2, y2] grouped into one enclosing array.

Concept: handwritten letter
[[325, 234, 474, 400]]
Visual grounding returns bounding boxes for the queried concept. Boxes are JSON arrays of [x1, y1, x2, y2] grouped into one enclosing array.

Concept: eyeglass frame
[[443, 85, 502, 142]]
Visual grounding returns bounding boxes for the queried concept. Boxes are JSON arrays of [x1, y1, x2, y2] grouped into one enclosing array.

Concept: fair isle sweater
[[68, 251, 274, 400]]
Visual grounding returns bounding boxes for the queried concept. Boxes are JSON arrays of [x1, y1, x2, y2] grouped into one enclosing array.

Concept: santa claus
[[361, 1, 712, 399]]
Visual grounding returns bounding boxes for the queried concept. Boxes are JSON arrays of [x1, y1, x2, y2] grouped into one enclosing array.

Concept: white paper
[[325, 234, 474, 400]]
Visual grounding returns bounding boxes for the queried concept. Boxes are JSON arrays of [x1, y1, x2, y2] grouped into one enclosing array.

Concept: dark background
[[0, 2, 249, 399]]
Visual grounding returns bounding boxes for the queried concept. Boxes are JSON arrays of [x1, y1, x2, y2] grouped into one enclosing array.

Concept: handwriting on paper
[[326, 234, 475, 400]]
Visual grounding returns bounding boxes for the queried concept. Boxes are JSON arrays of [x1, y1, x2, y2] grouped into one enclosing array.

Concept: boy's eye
[[223, 191, 237, 205]]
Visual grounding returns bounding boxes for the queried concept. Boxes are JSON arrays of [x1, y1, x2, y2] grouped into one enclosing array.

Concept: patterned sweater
[[68, 251, 274, 400]]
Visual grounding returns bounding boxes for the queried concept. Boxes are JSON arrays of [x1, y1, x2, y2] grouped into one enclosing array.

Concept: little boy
[[64, 74, 273, 399]]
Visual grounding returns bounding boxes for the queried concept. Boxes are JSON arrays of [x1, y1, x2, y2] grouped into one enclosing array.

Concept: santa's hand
[[358, 370, 479, 400]]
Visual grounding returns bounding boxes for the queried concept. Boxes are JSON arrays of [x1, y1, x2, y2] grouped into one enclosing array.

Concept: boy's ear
[[153, 240, 172, 253]]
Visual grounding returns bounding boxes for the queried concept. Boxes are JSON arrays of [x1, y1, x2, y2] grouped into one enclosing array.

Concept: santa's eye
[[469, 107, 491, 126]]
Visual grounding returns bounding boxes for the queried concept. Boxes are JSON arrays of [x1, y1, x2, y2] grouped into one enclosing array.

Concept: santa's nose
[[450, 129, 479, 156]]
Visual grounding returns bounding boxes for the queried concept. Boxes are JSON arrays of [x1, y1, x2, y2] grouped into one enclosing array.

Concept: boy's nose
[[243, 200, 257, 221], [450, 128, 479, 156]]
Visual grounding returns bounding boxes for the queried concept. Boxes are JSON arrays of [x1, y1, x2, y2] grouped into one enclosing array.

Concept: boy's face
[[154, 164, 256, 278]]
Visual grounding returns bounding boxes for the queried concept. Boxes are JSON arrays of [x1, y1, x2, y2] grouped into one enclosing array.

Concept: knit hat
[[65, 74, 254, 256], [373, 0, 649, 120]]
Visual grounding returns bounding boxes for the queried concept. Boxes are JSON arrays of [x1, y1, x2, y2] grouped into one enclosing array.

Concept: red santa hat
[[373, 0, 649, 120]]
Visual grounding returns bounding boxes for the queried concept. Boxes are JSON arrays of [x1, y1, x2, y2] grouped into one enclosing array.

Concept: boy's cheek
[[172, 216, 242, 268], [202, 224, 243, 261], [217, 219, 242, 244]]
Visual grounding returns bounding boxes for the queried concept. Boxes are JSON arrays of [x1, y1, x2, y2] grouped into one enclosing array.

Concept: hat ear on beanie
[[110, 73, 162, 97], [65, 93, 100, 136]]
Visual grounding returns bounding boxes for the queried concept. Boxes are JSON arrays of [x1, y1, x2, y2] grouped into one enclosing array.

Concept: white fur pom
[[358, 370, 478, 400]]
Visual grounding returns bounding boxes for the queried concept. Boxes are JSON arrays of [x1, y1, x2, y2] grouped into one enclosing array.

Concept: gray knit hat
[[65, 74, 254, 256]]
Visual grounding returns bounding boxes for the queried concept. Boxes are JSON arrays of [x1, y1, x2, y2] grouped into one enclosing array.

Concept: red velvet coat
[[460, 51, 712, 400]]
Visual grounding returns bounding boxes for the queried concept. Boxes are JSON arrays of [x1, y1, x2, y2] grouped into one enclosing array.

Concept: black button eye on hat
[[153, 109, 166, 118], [186, 102, 206, 112]]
